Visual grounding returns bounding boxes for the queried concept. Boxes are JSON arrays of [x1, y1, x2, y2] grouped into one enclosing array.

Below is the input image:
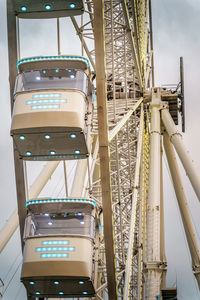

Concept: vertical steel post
[[145, 88, 162, 299], [57, 18, 61, 55], [63, 161, 68, 197], [93, 0, 118, 298], [7, 0, 18, 110], [160, 137, 167, 289]]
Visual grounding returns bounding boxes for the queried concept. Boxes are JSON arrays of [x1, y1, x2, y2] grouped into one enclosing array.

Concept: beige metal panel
[[12, 112, 84, 132], [21, 237, 93, 278], [163, 131, 200, 290], [93, 0, 118, 298], [25, 199, 96, 215], [12, 91, 87, 130], [18, 56, 88, 73], [11, 90, 89, 160], [22, 236, 95, 297]]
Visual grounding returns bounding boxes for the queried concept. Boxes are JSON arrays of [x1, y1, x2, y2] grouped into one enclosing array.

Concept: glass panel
[[15, 69, 89, 95], [25, 213, 95, 240]]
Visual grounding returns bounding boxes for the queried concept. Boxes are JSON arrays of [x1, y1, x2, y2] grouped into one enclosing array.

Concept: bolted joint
[[143, 261, 166, 272]]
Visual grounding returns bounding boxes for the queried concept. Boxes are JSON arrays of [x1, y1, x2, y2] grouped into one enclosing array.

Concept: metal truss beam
[[109, 98, 143, 142], [83, 98, 143, 199], [124, 105, 143, 299], [121, 0, 143, 89], [70, 16, 96, 70]]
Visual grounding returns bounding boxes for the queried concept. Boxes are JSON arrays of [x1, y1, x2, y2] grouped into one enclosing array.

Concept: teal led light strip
[[32, 94, 61, 99], [31, 104, 60, 110], [32, 154, 85, 160], [27, 99, 67, 105], [17, 55, 90, 70], [25, 198, 96, 208], [36, 247, 75, 252], [40, 253, 68, 258], [33, 155, 67, 160], [42, 241, 69, 245]]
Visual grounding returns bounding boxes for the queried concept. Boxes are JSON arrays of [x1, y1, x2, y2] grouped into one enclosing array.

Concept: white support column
[[160, 138, 167, 289], [63, 161, 68, 197], [0, 210, 19, 253], [145, 88, 162, 299], [0, 161, 60, 253], [71, 159, 88, 197], [29, 161, 60, 199], [163, 131, 200, 290], [161, 108, 200, 202]]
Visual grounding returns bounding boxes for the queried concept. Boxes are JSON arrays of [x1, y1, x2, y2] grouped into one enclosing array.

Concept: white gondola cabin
[[21, 198, 97, 298], [11, 56, 93, 160], [13, 0, 85, 18]]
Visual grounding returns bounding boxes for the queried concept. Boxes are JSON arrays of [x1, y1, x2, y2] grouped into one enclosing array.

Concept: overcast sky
[[152, 0, 200, 299], [0, 0, 200, 299]]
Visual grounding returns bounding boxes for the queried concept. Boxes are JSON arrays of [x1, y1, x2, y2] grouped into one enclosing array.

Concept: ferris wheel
[[0, 0, 200, 299]]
